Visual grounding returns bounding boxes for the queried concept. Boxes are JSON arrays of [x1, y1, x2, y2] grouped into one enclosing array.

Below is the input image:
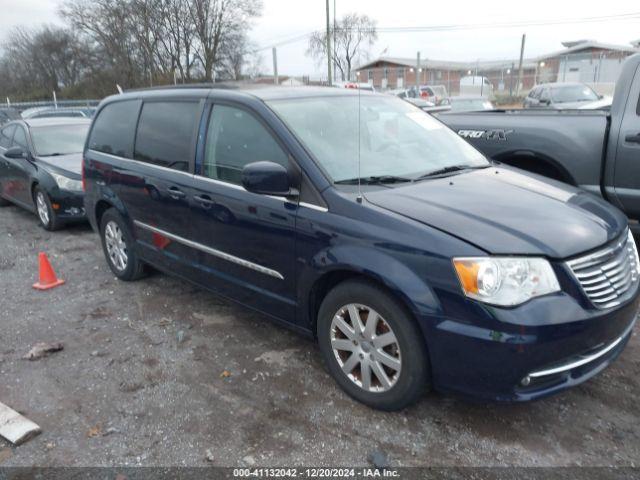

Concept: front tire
[[0, 195, 11, 207], [317, 279, 430, 411], [99, 208, 145, 281], [34, 187, 62, 231]]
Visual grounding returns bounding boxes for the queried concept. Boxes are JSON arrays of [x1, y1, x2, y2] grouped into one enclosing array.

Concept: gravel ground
[[0, 204, 639, 469]]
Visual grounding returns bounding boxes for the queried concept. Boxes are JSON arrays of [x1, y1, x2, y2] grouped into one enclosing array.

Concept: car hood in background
[[554, 100, 603, 110], [365, 167, 627, 259], [578, 97, 613, 110], [37, 153, 83, 177]]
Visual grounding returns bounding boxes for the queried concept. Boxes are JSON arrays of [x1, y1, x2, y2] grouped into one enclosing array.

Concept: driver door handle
[[625, 133, 640, 144], [167, 187, 186, 200], [194, 194, 214, 208]]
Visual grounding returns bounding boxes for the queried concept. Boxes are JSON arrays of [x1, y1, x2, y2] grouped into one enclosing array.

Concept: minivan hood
[[366, 167, 627, 259], [37, 153, 82, 177]]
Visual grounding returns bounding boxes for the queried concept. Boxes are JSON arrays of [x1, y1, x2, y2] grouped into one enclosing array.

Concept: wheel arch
[[305, 260, 439, 341], [30, 180, 40, 203], [494, 150, 577, 185], [94, 199, 114, 230]]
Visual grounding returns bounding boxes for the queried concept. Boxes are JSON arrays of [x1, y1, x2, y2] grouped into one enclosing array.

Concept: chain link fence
[[3, 52, 631, 110]]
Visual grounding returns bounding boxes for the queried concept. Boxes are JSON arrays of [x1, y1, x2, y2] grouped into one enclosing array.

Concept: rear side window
[[134, 101, 199, 172], [0, 125, 15, 148], [202, 105, 289, 185], [89, 100, 141, 158]]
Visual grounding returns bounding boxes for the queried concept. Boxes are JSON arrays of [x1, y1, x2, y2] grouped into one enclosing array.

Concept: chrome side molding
[[134, 220, 285, 280]]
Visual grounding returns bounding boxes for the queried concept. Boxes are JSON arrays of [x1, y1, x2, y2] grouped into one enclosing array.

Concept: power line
[[374, 12, 640, 33], [248, 11, 640, 53]]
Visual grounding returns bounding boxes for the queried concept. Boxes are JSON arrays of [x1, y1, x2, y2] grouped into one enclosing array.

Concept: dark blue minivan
[[83, 87, 639, 410]]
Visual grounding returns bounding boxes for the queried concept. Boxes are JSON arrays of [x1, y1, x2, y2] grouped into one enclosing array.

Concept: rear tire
[[317, 279, 430, 411], [99, 208, 145, 281], [34, 187, 62, 231], [0, 195, 10, 207]]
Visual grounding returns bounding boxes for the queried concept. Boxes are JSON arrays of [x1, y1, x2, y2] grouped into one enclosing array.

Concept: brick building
[[354, 40, 639, 94]]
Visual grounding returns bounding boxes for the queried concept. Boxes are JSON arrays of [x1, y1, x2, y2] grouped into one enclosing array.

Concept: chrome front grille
[[567, 230, 640, 309]]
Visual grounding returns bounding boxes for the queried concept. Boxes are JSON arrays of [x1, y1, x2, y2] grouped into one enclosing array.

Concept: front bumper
[[427, 289, 639, 402], [51, 189, 86, 221]]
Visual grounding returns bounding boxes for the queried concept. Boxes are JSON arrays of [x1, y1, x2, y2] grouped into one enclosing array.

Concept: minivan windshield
[[268, 95, 488, 183], [31, 124, 89, 157]]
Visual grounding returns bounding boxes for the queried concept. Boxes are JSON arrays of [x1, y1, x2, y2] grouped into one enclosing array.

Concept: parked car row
[[389, 89, 495, 114], [20, 106, 97, 119], [1, 78, 638, 411]]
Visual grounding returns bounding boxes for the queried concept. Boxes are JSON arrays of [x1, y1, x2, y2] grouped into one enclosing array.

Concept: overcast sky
[[2, 0, 639, 76]]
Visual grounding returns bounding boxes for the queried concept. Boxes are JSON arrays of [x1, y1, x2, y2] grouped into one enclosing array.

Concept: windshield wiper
[[335, 175, 413, 185], [41, 153, 65, 157], [415, 164, 488, 181]]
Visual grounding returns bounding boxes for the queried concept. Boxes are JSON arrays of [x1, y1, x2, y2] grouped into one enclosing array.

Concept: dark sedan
[[523, 82, 602, 109], [0, 118, 90, 230]]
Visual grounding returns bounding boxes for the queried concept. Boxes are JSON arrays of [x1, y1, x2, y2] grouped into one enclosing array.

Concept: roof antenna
[[356, 82, 363, 204]]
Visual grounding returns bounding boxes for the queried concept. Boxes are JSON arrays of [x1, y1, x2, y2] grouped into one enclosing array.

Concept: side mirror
[[4, 146, 27, 159], [242, 161, 296, 197]]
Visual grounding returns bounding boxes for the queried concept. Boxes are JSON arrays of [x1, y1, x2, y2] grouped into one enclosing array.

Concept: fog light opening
[[521, 376, 531, 387]]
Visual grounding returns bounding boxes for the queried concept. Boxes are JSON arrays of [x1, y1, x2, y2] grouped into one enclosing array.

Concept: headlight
[[453, 257, 560, 306], [50, 171, 82, 192]]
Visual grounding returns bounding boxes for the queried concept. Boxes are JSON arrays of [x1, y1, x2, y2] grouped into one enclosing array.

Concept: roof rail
[[126, 83, 243, 93]]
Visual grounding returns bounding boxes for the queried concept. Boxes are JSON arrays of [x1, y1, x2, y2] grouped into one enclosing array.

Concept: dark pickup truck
[[439, 53, 640, 227]]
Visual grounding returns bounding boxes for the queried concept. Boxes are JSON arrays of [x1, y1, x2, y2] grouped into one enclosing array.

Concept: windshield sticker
[[406, 112, 444, 131]]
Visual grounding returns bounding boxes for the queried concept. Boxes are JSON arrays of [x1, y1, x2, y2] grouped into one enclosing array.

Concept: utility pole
[[333, 0, 337, 82], [509, 62, 514, 96], [415, 52, 421, 89], [516, 34, 526, 95], [272, 47, 279, 85], [326, 0, 332, 85]]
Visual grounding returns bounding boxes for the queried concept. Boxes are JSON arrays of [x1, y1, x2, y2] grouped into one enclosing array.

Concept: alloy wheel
[[36, 192, 49, 226], [330, 304, 402, 393], [104, 221, 128, 272]]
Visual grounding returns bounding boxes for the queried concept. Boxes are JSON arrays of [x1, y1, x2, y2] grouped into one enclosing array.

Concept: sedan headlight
[[453, 257, 560, 306], [50, 171, 82, 192]]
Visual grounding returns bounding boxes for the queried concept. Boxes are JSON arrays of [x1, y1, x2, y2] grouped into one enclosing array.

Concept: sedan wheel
[[330, 304, 401, 393], [34, 187, 61, 231], [104, 220, 128, 272], [36, 191, 50, 226]]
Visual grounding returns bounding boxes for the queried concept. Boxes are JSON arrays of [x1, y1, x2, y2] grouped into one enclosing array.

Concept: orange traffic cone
[[33, 252, 65, 291]]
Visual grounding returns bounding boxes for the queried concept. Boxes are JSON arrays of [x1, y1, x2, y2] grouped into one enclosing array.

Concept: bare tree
[[157, 0, 197, 82], [1, 0, 263, 99], [308, 13, 377, 81], [189, 0, 262, 82], [1, 25, 90, 97], [60, 0, 145, 87]]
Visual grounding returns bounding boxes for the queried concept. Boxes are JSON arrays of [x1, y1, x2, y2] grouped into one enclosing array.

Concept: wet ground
[[0, 205, 639, 469]]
